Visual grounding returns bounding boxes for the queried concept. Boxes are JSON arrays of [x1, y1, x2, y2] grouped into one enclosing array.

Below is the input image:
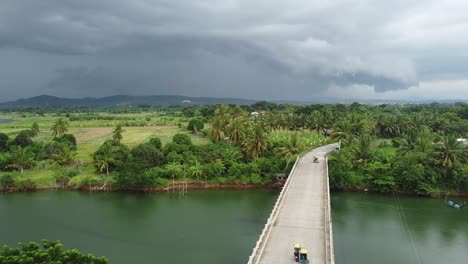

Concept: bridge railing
[[247, 156, 300, 264], [324, 156, 335, 264]]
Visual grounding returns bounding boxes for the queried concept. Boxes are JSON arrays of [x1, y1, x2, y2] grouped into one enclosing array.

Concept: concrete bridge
[[248, 144, 338, 264]]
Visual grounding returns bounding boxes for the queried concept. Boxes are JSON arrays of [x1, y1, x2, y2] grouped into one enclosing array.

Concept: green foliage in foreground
[[0, 240, 108, 264]]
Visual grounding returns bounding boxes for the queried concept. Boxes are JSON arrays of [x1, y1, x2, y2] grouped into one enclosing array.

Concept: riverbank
[[0, 180, 285, 193]]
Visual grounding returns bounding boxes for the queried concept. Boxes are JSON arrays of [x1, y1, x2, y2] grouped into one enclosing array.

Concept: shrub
[[15, 179, 37, 191], [172, 133, 192, 146], [131, 143, 165, 170], [0, 240, 109, 263], [13, 130, 33, 147], [148, 137, 162, 150], [0, 133, 8, 152], [53, 134, 77, 149], [0, 175, 15, 189], [187, 118, 204, 133]]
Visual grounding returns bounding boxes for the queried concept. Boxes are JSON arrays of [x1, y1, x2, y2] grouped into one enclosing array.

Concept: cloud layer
[[1, 0, 467, 101]]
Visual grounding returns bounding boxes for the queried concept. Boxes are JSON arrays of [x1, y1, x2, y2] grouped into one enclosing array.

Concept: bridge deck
[[253, 144, 337, 264]]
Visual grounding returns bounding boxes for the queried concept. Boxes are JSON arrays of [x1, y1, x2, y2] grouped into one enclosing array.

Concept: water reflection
[[331, 192, 468, 264]]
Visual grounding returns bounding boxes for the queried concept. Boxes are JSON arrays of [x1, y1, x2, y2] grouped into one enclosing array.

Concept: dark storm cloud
[[1, 0, 467, 101]]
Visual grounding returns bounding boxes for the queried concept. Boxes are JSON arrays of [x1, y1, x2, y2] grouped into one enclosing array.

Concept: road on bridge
[[253, 144, 337, 264]]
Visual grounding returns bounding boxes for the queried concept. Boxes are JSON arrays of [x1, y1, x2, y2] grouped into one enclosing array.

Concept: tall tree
[[243, 125, 270, 158], [112, 125, 125, 143], [434, 134, 467, 176], [51, 118, 69, 138], [351, 135, 374, 164], [30, 122, 40, 137], [225, 118, 246, 146], [276, 133, 302, 170], [94, 143, 116, 176], [208, 117, 224, 142], [7, 147, 36, 173]]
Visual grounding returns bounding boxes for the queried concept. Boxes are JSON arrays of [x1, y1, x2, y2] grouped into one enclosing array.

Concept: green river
[[1, 190, 467, 263]]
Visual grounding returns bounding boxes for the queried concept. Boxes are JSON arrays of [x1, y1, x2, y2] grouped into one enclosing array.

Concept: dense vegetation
[[0, 105, 326, 191], [0, 102, 467, 195], [326, 103, 468, 196], [0, 240, 108, 263]]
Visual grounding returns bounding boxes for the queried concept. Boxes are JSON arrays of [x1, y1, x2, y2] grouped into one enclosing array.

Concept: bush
[[0, 175, 15, 189], [149, 137, 162, 150], [92, 140, 130, 173], [0, 133, 8, 152], [54, 168, 80, 187], [131, 143, 165, 170], [187, 118, 204, 133], [13, 130, 33, 147], [53, 134, 77, 149], [0, 240, 109, 263], [15, 179, 37, 191], [0, 153, 11, 170], [172, 133, 192, 146]]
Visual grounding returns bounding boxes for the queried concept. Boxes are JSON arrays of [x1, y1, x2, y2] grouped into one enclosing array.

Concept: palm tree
[[434, 134, 467, 176], [51, 118, 69, 138], [52, 145, 76, 166], [276, 133, 302, 171], [225, 118, 246, 146], [208, 117, 224, 142], [397, 129, 418, 155], [94, 143, 117, 190], [331, 119, 352, 143], [243, 125, 270, 158], [94, 143, 115, 176], [112, 125, 125, 143], [30, 122, 40, 137], [414, 126, 434, 154], [351, 135, 374, 164], [215, 105, 231, 119], [231, 105, 246, 118], [7, 147, 36, 173]]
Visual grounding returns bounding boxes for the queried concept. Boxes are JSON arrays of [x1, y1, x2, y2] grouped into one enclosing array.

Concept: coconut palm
[[243, 125, 270, 158], [112, 125, 125, 143], [7, 147, 36, 173], [51, 118, 69, 138], [351, 135, 374, 164], [52, 145, 76, 166], [434, 134, 467, 176], [94, 143, 116, 176], [276, 133, 302, 170], [331, 119, 352, 143], [208, 117, 224, 142], [397, 129, 418, 155], [225, 118, 246, 146]]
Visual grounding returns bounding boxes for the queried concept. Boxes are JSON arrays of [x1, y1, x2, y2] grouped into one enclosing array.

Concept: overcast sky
[[1, 0, 467, 102]]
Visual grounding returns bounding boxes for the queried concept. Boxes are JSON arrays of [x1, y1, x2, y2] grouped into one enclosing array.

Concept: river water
[[332, 192, 468, 264], [1, 191, 467, 263]]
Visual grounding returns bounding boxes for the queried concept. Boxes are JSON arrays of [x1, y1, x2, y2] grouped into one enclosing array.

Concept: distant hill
[[0, 95, 257, 108], [0, 94, 466, 108]]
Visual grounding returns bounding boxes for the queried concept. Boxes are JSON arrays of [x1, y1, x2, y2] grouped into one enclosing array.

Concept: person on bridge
[[293, 243, 301, 262]]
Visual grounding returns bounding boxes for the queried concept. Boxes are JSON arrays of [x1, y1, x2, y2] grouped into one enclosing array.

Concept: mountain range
[[0, 95, 466, 108], [0, 95, 257, 108]]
